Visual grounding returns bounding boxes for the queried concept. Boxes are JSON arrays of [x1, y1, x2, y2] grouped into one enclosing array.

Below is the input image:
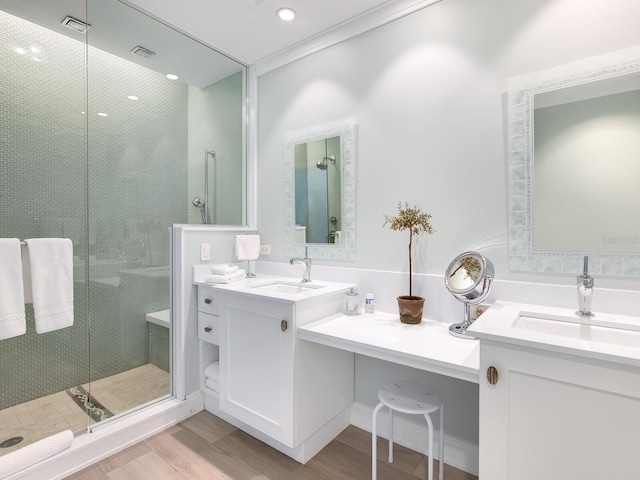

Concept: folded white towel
[[0, 429, 73, 479], [204, 361, 220, 381], [0, 239, 26, 340], [210, 263, 239, 276], [204, 269, 246, 284], [205, 377, 219, 392], [24, 238, 74, 334], [235, 235, 261, 261]]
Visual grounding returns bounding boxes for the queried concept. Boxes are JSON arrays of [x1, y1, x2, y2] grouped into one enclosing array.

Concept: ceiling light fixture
[[166, 73, 179, 80], [60, 16, 91, 34], [276, 7, 297, 21]]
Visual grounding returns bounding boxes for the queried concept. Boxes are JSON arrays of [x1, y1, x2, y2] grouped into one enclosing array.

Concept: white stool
[[372, 381, 444, 480]]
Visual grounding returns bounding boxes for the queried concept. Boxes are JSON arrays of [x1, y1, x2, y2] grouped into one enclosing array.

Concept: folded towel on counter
[[204, 269, 246, 284], [0, 239, 26, 340], [234, 235, 260, 261], [204, 361, 220, 381], [205, 377, 219, 392], [24, 238, 74, 334], [0, 429, 73, 479], [210, 263, 239, 276]]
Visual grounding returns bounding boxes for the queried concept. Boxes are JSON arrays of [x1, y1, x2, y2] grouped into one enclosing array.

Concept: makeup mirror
[[445, 251, 494, 339]]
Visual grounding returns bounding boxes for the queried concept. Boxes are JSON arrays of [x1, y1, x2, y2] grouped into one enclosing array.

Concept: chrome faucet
[[290, 247, 312, 283], [576, 255, 594, 317]]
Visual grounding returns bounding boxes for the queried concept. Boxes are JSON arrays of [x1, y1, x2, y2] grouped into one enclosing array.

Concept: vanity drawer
[[198, 312, 219, 344], [198, 287, 219, 315]]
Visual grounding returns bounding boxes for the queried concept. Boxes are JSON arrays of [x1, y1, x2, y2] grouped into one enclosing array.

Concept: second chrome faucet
[[577, 255, 594, 317]]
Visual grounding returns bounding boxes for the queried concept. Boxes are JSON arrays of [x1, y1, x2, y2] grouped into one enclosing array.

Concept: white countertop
[[298, 312, 480, 383], [467, 301, 640, 368], [194, 266, 354, 303]]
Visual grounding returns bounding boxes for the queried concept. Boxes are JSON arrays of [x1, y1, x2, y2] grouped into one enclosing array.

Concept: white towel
[[0, 239, 26, 340], [205, 377, 219, 392], [210, 263, 239, 275], [334, 230, 342, 244], [235, 235, 260, 261], [204, 361, 220, 381], [24, 238, 74, 334], [0, 429, 73, 479], [204, 269, 246, 284]]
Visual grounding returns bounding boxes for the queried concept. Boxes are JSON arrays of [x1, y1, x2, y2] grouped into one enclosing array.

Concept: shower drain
[[0, 436, 23, 448]]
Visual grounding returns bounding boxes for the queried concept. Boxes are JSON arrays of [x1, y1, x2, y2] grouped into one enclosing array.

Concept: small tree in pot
[[384, 201, 435, 324]]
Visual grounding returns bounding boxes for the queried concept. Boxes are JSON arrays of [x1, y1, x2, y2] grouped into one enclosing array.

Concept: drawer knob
[[204, 327, 212, 333], [204, 298, 212, 304], [487, 366, 499, 385], [281, 320, 288, 332]]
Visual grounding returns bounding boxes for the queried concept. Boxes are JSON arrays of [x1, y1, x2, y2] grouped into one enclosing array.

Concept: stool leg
[[372, 402, 384, 480], [439, 404, 444, 480], [388, 408, 394, 463], [424, 413, 434, 480]]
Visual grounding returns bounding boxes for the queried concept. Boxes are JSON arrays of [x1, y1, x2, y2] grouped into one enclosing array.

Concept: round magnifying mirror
[[444, 251, 494, 339]]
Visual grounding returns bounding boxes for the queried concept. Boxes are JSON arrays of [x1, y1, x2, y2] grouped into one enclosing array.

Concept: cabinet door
[[219, 294, 294, 445], [479, 341, 640, 480]]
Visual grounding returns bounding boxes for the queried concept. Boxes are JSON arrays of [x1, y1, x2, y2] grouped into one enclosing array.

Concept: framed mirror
[[284, 120, 356, 261], [507, 45, 640, 276]]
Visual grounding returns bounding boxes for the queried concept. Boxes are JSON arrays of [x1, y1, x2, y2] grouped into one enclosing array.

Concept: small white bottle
[[364, 293, 375, 314]]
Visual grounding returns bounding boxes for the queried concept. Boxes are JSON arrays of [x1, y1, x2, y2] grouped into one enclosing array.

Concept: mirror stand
[[444, 251, 495, 339]]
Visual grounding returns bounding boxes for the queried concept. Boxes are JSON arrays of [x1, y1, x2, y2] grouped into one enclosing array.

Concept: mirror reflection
[[284, 120, 356, 261], [294, 136, 342, 244]]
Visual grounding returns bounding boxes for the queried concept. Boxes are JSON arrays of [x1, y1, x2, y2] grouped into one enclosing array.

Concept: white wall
[[254, 0, 640, 452], [256, 0, 640, 290]]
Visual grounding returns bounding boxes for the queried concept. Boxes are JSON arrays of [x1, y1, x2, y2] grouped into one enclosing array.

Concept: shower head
[[316, 155, 336, 170], [192, 197, 205, 208]]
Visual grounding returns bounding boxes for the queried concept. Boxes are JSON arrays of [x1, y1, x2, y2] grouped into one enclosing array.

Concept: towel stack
[[204, 361, 219, 392], [204, 264, 246, 284]]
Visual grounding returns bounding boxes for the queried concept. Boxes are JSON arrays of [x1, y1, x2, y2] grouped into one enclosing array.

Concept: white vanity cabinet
[[478, 340, 640, 480], [197, 279, 355, 463]]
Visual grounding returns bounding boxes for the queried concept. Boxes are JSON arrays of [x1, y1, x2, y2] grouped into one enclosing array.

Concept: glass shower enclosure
[[0, 0, 245, 461]]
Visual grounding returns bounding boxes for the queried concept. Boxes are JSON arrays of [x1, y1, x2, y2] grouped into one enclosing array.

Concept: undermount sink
[[250, 281, 325, 295], [513, 312, 640, 348]]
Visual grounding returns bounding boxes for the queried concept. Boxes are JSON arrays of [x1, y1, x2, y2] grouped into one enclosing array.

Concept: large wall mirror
[[284, 120, 356, 261], [507, 45, 640, 276]]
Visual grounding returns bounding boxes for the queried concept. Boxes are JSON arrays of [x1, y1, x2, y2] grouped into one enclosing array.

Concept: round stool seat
[[378, 381, 443, 415]]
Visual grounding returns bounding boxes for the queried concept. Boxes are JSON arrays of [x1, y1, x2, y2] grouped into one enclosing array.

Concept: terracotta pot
[[397, 295, 425, 324]]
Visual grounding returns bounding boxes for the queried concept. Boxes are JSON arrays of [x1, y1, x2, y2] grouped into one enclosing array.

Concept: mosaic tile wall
[[187, 73, 244, 225], [0, 10, 189, 409]]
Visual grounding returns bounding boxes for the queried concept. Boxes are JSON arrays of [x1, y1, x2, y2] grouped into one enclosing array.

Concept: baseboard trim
[[351, 401, 479, 476]]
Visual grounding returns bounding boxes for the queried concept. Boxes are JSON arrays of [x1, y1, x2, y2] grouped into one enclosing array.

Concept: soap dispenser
[[344, 288, 361, 316]]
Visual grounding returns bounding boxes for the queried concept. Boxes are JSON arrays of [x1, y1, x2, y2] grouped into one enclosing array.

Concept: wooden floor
[[67, 411, 477, 480]]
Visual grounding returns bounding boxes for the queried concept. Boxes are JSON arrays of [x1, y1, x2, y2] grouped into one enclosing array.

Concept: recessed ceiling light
[[166, 73, 179, 80], [276, 7, 296, 21], [128, 95, 139, 101]]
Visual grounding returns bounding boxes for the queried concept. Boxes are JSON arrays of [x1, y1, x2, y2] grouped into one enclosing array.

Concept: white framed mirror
[[507, 45, 640, 276], [284, 119, 356, 261]]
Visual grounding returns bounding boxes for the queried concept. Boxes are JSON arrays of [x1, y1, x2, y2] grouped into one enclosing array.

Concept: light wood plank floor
[[67, 411, 477, 480]]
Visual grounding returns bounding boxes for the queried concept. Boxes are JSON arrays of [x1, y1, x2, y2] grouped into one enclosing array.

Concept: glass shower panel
[[0, 2, 91, 456]]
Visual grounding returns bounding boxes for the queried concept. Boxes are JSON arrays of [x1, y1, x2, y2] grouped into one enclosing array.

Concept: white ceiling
[[124, 0, 400, 65], [0, 0, 439, 87]]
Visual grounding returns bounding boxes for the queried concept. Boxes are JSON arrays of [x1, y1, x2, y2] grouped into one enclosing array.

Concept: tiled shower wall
[[0, 10, 193, 408]]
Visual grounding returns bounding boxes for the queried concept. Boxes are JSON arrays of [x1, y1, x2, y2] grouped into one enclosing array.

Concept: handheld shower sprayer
[[192, 197, 206, 224]]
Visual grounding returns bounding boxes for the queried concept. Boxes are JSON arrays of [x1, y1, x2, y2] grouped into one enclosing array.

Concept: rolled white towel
[[205, 269, 246, 284], [205, 377, 219, 392], [204, 361, 219, 381], [0, 430, 74, 479], [210, 264, 239, 276]]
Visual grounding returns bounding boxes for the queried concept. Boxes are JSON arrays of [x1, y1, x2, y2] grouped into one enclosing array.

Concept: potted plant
[[384, 201, 435, 324]]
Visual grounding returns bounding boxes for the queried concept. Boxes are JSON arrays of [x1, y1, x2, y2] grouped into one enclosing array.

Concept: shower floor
[[0, 364, 170, 457]]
